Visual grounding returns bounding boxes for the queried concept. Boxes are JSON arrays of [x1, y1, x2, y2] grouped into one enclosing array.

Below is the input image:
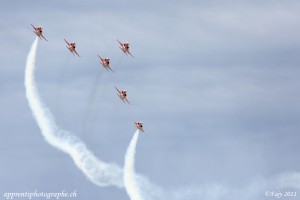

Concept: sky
[[1, 0, 300, 199]]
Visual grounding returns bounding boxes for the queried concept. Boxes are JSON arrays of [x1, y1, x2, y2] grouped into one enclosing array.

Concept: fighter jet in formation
[[31, 24, 48, 41], [115, 87, 132, 105], [97, 55, 113, 72], [64, 39, 80, 57], [134, 121, 144, 132], [117, 39, 134, 57]]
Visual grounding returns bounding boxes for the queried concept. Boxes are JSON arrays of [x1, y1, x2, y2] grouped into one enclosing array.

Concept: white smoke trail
[[124, 130, 144, 200], [122, 129, 300, 200], [24, 38, 123, 187]]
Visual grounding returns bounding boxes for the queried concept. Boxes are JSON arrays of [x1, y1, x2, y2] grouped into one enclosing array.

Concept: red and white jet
[[117, 39, 134, 57], [31, 24, 48, 41], [115, 86, 131, 104], [64, 39, 80, 57], [134, 121, 144, 132], [97, 55, 113, 72]]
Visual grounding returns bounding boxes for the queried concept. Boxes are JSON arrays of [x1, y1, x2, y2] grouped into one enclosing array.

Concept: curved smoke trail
[[122, 131, 300, 200], [24, 38, 123, 188], [124, 130, 144, 200]]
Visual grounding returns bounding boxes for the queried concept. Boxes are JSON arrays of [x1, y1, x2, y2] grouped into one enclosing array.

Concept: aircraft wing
[[97, 54, 103, 60], [125, 98, 132, 105], [74, 50, 80, 57], [107, 66, 114, 73], [64, 39, 70, 46], [41, 34, 48, 41], [127, 51, 134, 58], [115, 86, 121, 93], [117, 39, 122, 46], [31, 24, 36, 30]]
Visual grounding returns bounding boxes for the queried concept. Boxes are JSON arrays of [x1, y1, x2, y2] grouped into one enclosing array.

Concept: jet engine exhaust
[[124, 130, 144, 200]]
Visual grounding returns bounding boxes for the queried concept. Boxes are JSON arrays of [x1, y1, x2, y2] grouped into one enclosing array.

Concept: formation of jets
[[31, 24, 144, 133]]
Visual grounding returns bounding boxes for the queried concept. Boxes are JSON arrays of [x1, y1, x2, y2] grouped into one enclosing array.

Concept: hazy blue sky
[[1, 0, 300, 200]]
